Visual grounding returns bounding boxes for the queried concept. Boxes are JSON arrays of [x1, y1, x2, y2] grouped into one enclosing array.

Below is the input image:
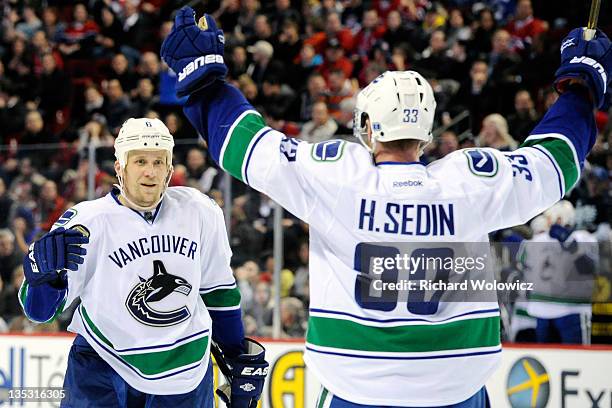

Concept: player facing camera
[[20, 113, 269, 407], [113, 118, 175, 212]]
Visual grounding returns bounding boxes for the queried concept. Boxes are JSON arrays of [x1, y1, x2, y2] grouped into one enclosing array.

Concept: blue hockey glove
[[554, 27, 612, 109], [160, 7, 227, 98], [23, 227, 89, 287], [215, 338, 269, 408]]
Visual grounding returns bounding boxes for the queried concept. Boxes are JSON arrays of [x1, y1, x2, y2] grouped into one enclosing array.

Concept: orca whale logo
[[125, 260, 192, 327]]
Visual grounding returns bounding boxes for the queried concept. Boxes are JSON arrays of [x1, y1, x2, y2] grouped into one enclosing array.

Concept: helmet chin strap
[[115, 166, 174, 212]]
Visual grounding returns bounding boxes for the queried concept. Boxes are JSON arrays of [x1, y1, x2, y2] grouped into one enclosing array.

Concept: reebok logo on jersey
[[178, 55, 224, 82], [569, 56, 608, 92], [241, 367, 269, 376], [393, 180, 423, 188]]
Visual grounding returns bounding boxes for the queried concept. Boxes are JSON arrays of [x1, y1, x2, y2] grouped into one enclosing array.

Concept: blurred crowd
[[0, 0, 611, 341]]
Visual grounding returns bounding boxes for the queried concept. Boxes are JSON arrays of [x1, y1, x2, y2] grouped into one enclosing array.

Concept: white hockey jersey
[[31, 187, 238, 394], [211, 108, 580, 406], [522, 230, 598, 319]]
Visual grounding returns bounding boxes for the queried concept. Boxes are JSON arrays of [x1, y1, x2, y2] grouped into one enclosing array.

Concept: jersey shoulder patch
[[463, 148, 499, 177], [53, 208, 78, 227], [311, 140, 346, 162]]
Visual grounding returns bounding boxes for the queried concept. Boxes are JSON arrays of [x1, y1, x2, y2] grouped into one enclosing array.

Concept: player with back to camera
[[20, 118, 269, 408], [161, 8, 611, 407]]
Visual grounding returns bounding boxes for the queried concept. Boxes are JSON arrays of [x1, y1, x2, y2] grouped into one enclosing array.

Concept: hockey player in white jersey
[[20, 118, 269, 408], [521, 200, 598, 344], [161, 8, 612, 407]]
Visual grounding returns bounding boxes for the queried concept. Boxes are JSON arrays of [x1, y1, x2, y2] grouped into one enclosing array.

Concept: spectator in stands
[[237, 0, 261, 40], [58, 3, 99, 58], [185, 147, 221, 194], [452, 60, 500, 134], [15, 7, 42, 40], [94, 7, 122, 57], [120, 0, 152, 62], [132, 78, 158, 117], [326, 68, 354, 122], [292, 241, 309, 303], [245, 282, 273, 335], [506, 0, 548, 48], [248, 14, 274, 46], [18, 110, 58, 169], [36, 180, 67, 232], [5, 37, 34, 99], [446, 9, 471, 48], [353, 9, 385, 58], [246, 40, 276, 88], [0, 229, 21, 285], [318, 37, 353, 81], [37, 53, 71, 126], [212, 0, 241, 32], [258, 74, 295, 119], [268, 0, 301, 33], [0, 179, 13, 229], [507, 89, 539, 144], [228, 46, 248, 79], [108, 53, 138, 96], [437, 130, 459, 158], [471, 8, 497, 56], [0, 265, 25, 323], [288, 72, 327, 122], [280, 297, 306, 338], [306, 12, 353, 54], [383, 10, 412, 52], [41, 7, 66, 45], [103, 79, 132, 133], [275, 20, 303, 90], [137, 52, 161, 87], [478, 113, 517, 151], [299, 101, 338, 143]]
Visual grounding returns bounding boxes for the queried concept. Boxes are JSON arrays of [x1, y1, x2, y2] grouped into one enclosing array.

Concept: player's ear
[[114, 161, 122, 177]]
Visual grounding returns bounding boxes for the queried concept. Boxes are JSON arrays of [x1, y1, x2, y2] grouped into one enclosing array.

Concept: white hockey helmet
[[354, 71, 436, 152], [544, 200, 576, 227], [114, 118, 175, 211], [115, 118, 174, 167]]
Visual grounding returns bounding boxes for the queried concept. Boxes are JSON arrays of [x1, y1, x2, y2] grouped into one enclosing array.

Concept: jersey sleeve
[[20, 206, 94, 323], [432, 90, 596, 233], [184, 83, 350, 226], [198, 198, 244, 357]]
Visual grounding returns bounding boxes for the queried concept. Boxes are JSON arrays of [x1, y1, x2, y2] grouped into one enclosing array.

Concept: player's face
[[118, 150, 169, 208]]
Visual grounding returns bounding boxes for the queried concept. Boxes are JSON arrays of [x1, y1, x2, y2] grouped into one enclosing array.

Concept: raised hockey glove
[[23, 227, 88, 287], [160, 7, 227, 98], [215, 338, 269, 408], [554, 27, 612, 109]]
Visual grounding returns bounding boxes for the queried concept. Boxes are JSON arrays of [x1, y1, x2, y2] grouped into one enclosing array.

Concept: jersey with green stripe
[[214, 112, 579, 406], [522, 230, 597, 319], [40, 187, 238, 394]]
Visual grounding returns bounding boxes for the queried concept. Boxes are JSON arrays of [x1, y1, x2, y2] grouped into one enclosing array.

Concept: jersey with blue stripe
[[184, 85, 595, 406], [20, 187, 242, 395]]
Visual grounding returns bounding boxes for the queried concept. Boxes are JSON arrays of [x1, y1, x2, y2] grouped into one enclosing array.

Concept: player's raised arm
[[430, 28, 611, 233], [161, 8, 329, 223]]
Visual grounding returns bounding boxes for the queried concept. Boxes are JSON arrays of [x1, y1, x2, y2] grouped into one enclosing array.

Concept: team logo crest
[[240, 383, 256, 392], [125, 260, 192, 327], [464, 149, 498, 177], [311, 140, 345, 162]]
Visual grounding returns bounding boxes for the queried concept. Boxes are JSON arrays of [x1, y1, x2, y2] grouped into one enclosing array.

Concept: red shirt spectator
[[506, 0, 547, 47], [317, 38, 354, 82]]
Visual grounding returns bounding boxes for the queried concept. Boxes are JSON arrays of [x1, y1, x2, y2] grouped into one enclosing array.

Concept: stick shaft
[[587, 0, 602, 29]]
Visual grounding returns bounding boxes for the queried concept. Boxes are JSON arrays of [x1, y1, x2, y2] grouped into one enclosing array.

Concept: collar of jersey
[[110, 187, 162, 224], [375, 161, 425, 166]]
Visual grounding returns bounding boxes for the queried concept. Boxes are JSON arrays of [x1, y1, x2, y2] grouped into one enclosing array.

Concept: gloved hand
[[160, 7, 227, 98], [23, 227, 89, 287], [554, 27, 612, 109], [216, 338, 269, 408]]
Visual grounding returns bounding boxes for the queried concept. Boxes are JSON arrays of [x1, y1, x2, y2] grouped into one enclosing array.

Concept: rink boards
[[0, 334, 609, 407]]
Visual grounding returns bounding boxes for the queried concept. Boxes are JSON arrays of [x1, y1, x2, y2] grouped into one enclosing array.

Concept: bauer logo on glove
[[161, 7, 228, 98]]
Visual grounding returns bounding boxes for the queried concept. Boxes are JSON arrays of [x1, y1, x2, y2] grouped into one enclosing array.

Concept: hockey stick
[[211, 341, 233, 382], [584, 0, 602, 40]]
